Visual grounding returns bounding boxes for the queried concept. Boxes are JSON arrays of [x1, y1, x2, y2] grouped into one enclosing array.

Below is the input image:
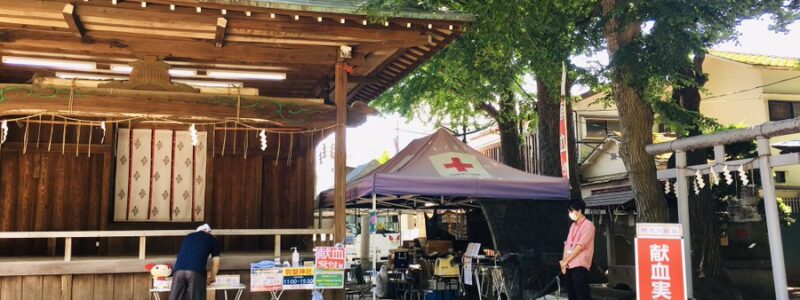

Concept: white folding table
[[150, 284, 246, 300]]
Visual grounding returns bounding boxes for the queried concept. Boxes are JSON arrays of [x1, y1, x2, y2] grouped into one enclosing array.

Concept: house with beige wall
[[701, 51, 800, 198], [578, 51, 800, 200]]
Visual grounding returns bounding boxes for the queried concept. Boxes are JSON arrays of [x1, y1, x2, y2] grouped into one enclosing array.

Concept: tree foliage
[[603, 0, 799, 134], [363, 1, 530, 129]]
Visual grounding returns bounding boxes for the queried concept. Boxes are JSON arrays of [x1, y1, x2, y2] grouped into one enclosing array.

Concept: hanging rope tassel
[[36, 114, 42, 149], [286, 133, 294, 166], [232, 122, 238, 155], [88, 123, 93, 158], [274, 133, 281, 167], [100, 121, 106, 145], [212, 124, 216, 157], [243, 129, 249, 160], [0, 120, 6, 157], [47, 115, 55, 152], [61, 117, 67, 154], [0, 120, 8, 146], [75, 121, 82, 157], [23, 118, 30, 154], [68, 79, 76, 115], [221, 122, 228, 156]]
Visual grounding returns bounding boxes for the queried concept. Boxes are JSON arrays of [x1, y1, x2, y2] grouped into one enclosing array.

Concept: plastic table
[[150, 284, 246, 300]]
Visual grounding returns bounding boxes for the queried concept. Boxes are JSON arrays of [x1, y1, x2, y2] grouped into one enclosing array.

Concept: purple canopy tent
[[319, 129, 570, 299], [319, 128, 570, 208]]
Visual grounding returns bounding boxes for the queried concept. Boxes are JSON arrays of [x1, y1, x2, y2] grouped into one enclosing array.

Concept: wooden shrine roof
[[191, 0, 473, 22], [0, 0, 471, 101]]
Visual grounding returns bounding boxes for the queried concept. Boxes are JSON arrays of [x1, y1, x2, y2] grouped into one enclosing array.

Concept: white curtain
[[114, 128, 207, 222]]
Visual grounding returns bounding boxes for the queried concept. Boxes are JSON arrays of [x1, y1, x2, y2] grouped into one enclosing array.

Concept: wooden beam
[[61, 4, 85, 38], [349, 76, 381, 84], [349, 32, 457, 102], [0, 84, 372, 129], [226, 18, 432, 45], [215, 17, 227, 48], [0, 29, 339, 65], [22, 79, 372, 122]]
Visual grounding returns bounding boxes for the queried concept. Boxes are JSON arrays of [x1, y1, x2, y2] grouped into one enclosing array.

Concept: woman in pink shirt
[[560, 199, 595, 300]]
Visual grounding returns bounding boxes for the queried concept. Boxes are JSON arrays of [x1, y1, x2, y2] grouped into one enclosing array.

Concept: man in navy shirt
[[170, 224, 221, 300]]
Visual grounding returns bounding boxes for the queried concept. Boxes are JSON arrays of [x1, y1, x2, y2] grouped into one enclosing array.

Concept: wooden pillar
[[332, 47, 350, 300], [333, 46, 350, 244]]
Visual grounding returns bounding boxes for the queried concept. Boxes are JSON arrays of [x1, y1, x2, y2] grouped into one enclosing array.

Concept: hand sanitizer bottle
[[291, 247, 300, 267]]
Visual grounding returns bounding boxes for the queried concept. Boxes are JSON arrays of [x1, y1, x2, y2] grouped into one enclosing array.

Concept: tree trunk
[[566, 89, 583, 200], [536, 77, 561, 177], [602, 0, 669, 222], [498, 87, 525, 170], [672, 53, 725, 279]]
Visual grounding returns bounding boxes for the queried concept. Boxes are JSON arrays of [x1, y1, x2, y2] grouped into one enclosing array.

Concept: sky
[[314, 17, 800, 193]]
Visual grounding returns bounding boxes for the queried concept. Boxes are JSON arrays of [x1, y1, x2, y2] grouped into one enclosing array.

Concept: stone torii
[[646, 117, 800, 300]]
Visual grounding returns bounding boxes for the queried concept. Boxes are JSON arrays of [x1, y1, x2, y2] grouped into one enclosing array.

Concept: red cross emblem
[[444, 157, 473, 172]]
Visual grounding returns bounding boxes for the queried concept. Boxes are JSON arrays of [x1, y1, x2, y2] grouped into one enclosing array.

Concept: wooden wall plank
[[50, 151, 67, 235], [0, 153, 20, 255], [41, 276, 62, 300], [0, 276, 22, 300], [112, 274, 133, 300], [131, 273, 151, 300], [21, 276, 42, 300], [16, 149, 35, 255], [70, 275, 93, 300], [92, 274, 114, 300], [33, 153, 53, 254], [60, 275, 72, 300]]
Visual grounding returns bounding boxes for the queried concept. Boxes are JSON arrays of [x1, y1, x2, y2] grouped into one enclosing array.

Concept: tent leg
[[372, 192, 377, 300]]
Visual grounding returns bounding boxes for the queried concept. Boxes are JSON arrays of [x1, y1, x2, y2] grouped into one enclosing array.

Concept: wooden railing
[[0, 228, 335, 262]]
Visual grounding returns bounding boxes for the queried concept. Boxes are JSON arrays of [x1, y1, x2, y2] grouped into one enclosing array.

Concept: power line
[[702, 74, 800, 101]]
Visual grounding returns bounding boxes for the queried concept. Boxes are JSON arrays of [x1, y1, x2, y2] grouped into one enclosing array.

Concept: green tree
[[363, 1, 596, 193], [516, 0, 598, 197], [363, 0, 530, 170], [596, 0, 798, 297], [597, 0, 798, 223]]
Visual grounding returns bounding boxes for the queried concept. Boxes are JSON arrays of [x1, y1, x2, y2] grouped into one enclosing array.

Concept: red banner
[[559, 97, 569, 179], [635, 238, 687, 300]]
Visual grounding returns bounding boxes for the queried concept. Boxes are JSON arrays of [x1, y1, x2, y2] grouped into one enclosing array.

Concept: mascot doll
[[145, 264, 173, 289]]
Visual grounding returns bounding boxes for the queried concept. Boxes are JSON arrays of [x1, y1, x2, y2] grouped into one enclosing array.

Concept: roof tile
[[709, 50, 800, 69]]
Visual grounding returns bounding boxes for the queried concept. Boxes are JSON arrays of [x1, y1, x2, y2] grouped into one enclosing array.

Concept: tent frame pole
[[372, 192, 377, 300]]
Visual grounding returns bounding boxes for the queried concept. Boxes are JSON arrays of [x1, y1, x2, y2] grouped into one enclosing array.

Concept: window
[[775, 171, 787, 184], [586, 119, 621, 138], [768, 101, 800, 121]]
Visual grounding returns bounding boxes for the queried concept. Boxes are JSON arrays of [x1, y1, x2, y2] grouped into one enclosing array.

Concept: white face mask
[[569, 211, 578, 222]]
